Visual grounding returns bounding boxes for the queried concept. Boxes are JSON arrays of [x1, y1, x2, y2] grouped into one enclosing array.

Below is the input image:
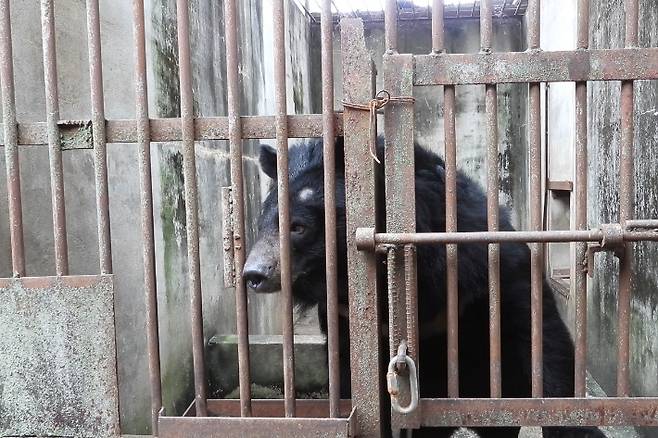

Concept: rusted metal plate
[[0, 275, 120, 437], [183, 399, 353, 418], [383, 53, 421, 430], [341, 17, 383, 438], [159, 407, 357, 438], [0, 114, 344, 146], [414, 48, 658, 85], [419, 398, 658, 427]]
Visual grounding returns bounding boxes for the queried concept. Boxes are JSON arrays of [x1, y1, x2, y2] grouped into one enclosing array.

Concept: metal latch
[[584, 223, 625, 277], [222, 187, 236, 287], [387, 340, 419, 415]]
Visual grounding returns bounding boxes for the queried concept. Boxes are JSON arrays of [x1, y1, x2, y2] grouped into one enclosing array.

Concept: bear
[[243, 137, 605, 438]]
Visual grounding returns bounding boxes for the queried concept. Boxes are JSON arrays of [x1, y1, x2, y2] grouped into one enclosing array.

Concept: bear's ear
[[259, 144, 277, 179], [334, 136, 345, 171]]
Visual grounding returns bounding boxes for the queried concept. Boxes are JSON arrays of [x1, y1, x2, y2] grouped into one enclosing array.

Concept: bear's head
[[243, 138, 347, 310]]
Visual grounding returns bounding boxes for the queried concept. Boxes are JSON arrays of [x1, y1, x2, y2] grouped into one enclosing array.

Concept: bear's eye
[[291, 223, 306, 235]]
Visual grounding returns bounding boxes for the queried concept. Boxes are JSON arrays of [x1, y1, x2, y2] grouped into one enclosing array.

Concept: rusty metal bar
[[40, 0, 69, 276], [574, 0, 589, 398], [224, 0, 252, 417], [617, 0, 639, 398], [132, 0, 162, 432], [480, 0, 493, 53], [413, 47, 658, 85], [444, 84, 459, 398], [385, 0, 397, 53], [419, 398, 658, 427], [196, 398, 352, 418], [480, 0, 501, 398], [383, 53, 419, 430], [321, 0, 340, 419], [175, 0, 207, 416], [341, 18, 383, 438], [0, 114, 345, 146], [526, 0, 542, 398], [432, 0, 444, 53], [0, 0, 25, 277], [159, 408, 357, 438], [273, 0, 296, 417], [356, 227, 658, 248], [85, 0, 112, 274]]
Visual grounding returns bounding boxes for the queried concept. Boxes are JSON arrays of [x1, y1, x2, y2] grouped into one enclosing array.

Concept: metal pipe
[[385, 0, 397, 53], [432, 0, 444, 53], [617, 0, 638, 398], [526, 0, 542, 398], [85, 0, 112, 274], [273, 0, 296, 417], [40, 0, 69, 276], [0, 0, 26, 277], [480, 0, 501, 398], [360, 229, 658, 246], [175, 0, 207, 416], [574, 0, 590, 398], [480, 0, 493, 53], [224, 0, 252, 417], [321, 0, 340, 419], [444, 84, 459, 398], [132, 0, 162, 431]]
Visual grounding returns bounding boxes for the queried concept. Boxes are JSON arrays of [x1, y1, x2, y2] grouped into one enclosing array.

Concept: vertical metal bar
[[273, 0, 296, 417], [527, 0, 543, 399], [0, 0, 26, 277], [175, 0, 207, 416], [225, 0, 252, 417], [385, 0, 397, 53], [574, 0, 589, 398], [480, 0, 493, 53], [444, 84, 459, 398], [432, 0, 444, 53], [617, 0, 638, 398], [384, 53, 419, 430], [132, 0, 162, 431], [341, 18, 382, 438], [481, 0, 501, 399], [321, 0, 340, 419], [85, 0, 112, 274], [40, 0, 69, 276]]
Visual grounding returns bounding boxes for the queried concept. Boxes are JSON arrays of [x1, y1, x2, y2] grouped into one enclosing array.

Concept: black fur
[[250, 138, 605, 438]]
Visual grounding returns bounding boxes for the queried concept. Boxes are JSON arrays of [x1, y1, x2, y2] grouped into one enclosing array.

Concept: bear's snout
[[243, 234, 281, 293]]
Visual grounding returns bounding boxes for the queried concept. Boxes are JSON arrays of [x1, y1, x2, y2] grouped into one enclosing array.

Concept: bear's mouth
[[246, 274, 281, 294]]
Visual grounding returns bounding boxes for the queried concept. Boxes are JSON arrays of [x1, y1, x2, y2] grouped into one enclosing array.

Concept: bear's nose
[[243, 264, 274, 290]]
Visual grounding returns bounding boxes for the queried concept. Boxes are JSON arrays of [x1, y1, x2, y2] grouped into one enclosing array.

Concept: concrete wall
[[0, 0, 317, 435], [541, 2, 658, 437], [588, 3, 658, 437], [325, 17, 530, 230]]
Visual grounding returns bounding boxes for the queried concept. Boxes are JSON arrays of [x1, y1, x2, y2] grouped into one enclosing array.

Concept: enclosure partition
[[2, 0, 658, 437], [352, 0, 658, 434]]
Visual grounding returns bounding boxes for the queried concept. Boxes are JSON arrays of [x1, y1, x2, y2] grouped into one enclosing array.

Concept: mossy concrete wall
[[588, 2, 658, 437], [0, 0, 317, 435]]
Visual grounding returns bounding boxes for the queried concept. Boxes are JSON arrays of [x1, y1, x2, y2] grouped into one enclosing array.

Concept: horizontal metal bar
[[0, 113, 343, 146], [184, 399, 353, 418], [414, 48, 658, 85], [420, 398, 658, 427], [0, 274, 108, 289], [355, 226, 658, 249], [159, 407, 356, 438]]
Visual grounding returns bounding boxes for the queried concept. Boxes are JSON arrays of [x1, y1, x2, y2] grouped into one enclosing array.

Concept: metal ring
[[387, 352, 419, 414]]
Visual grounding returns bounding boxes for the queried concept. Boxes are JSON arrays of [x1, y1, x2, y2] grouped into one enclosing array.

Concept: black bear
[[244, 137, 605, 438]]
